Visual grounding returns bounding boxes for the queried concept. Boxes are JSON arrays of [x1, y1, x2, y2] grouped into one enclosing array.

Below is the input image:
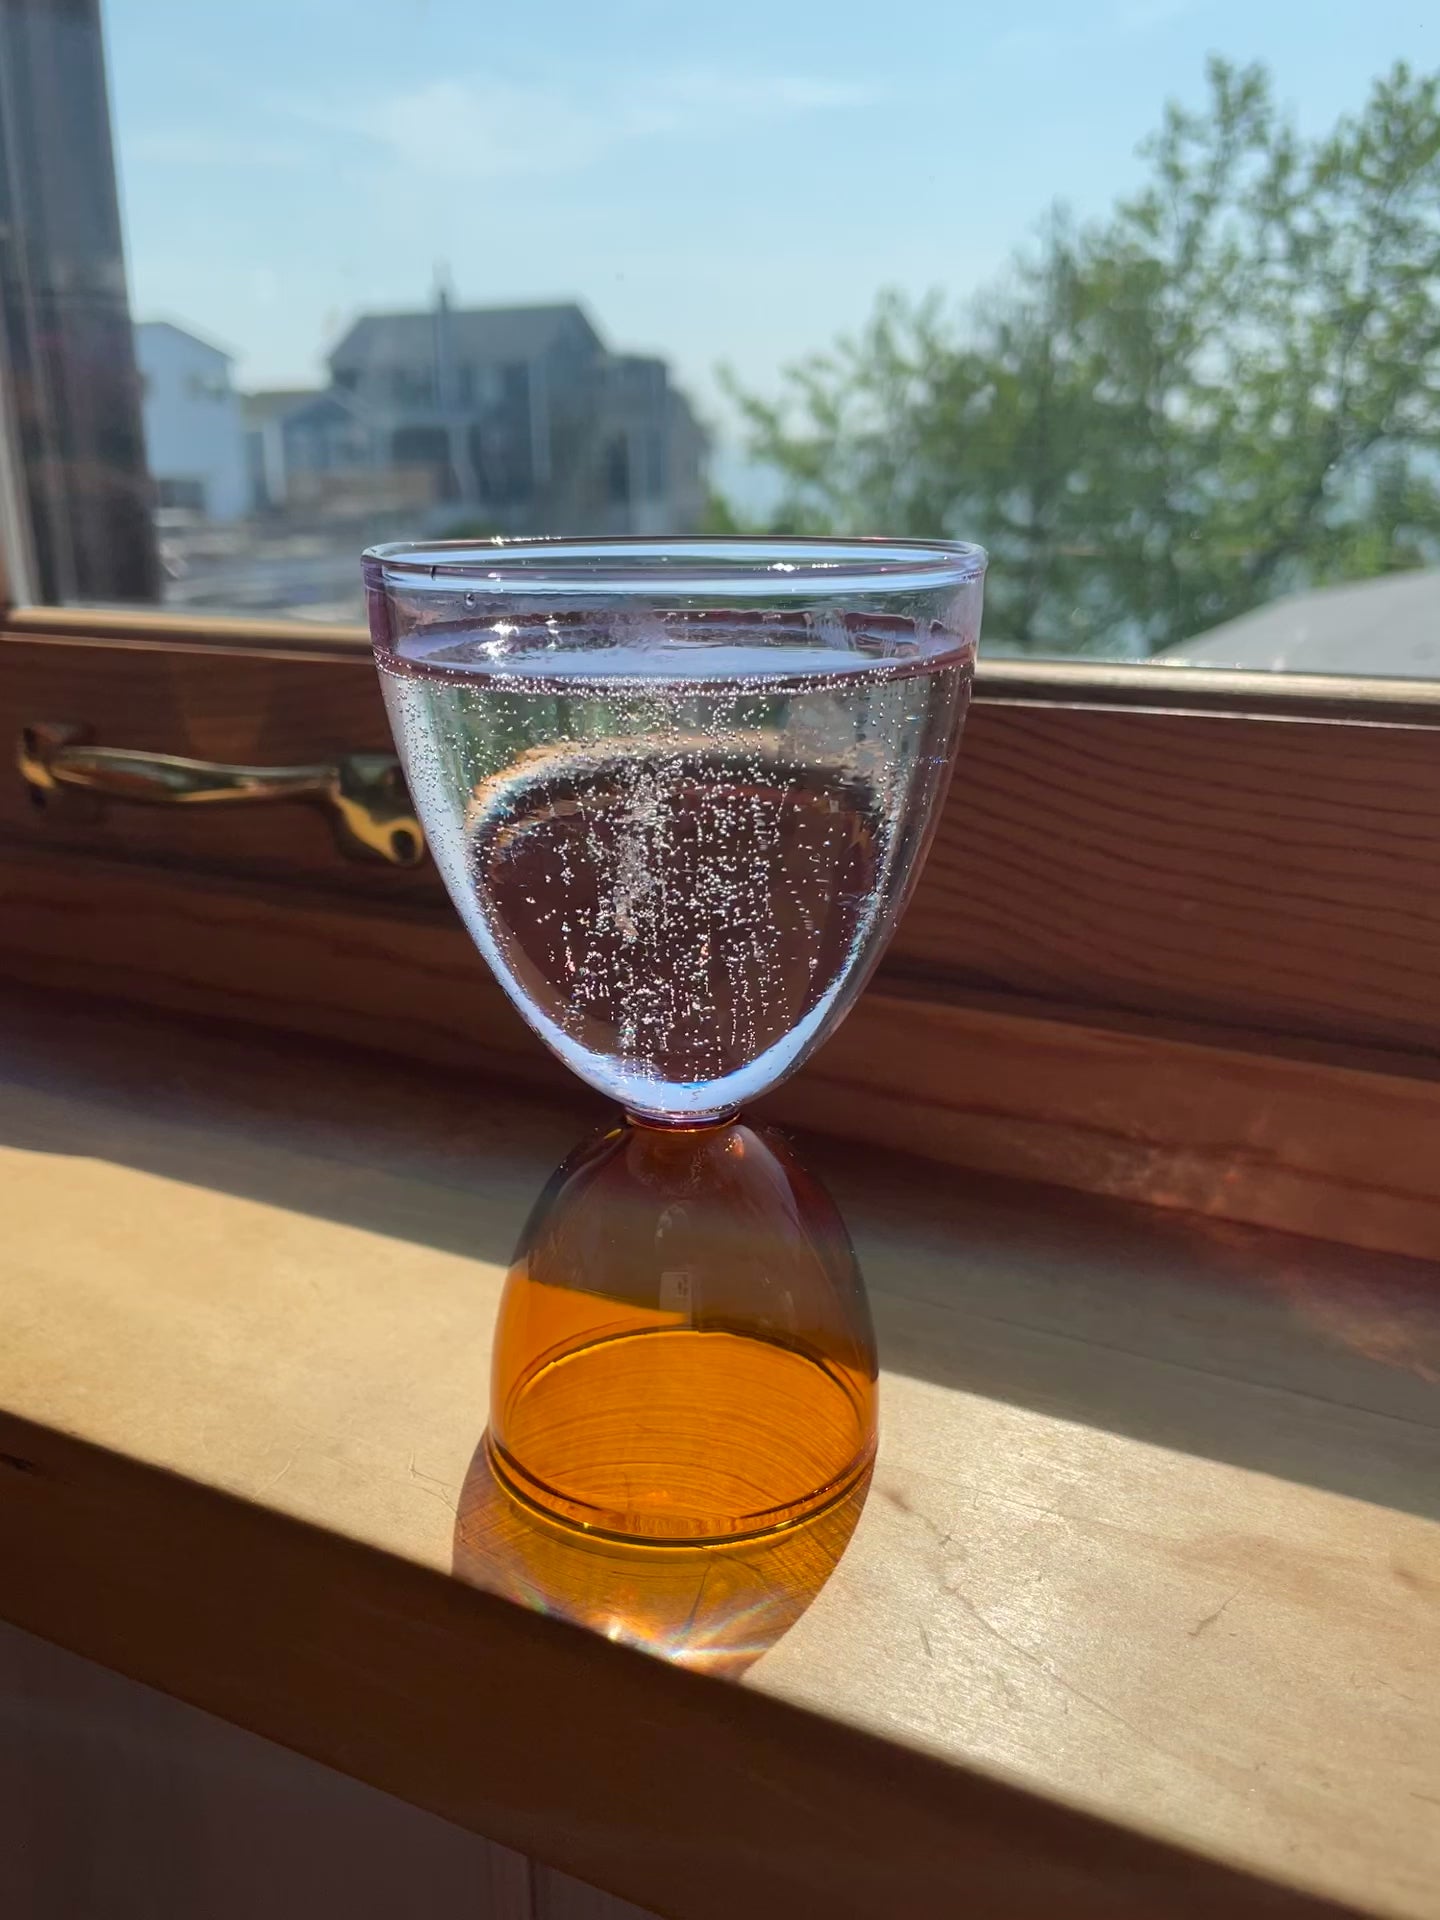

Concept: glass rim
[[362, 534, 987, 595]]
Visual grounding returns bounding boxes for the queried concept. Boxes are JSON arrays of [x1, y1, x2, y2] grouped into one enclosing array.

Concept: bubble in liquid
[[377, 617, 971, 1117]]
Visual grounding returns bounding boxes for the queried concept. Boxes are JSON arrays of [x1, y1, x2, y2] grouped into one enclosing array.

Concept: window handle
[[18, 722, 425, 868]]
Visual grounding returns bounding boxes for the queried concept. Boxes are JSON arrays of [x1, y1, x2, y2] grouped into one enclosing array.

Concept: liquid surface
[[489, 1325, 875, 1541], [380, 614, 971, 1115]]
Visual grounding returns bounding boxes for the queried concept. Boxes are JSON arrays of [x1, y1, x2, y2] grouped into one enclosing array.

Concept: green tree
[[724, 60, 1440, 656]]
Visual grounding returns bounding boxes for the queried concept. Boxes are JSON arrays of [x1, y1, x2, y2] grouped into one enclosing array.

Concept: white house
[[134, 320, 247, 522]]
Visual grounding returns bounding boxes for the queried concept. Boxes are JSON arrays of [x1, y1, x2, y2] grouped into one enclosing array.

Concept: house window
[[642, 431, 665, 499], [604, 435, 630, 505], [154, 476, 206, 513]]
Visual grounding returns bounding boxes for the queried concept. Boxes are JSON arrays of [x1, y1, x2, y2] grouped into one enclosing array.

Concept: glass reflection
[[452, 1117, 876, 1671], [454, 1437, 869, 1677], [486, 1117, 878, 1544]]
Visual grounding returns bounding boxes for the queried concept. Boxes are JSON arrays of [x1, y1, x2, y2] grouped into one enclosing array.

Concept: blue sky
[[105, 0, 1436, 428]]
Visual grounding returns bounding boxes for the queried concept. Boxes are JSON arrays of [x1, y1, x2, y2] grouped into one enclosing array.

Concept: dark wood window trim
[[5, 603, 1439, 1258], [9, 602, 1440, 719]]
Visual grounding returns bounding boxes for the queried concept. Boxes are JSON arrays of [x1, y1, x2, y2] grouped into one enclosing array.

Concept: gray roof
[[135, 317, 236, 362], [1160, 568, 1440, 678], [328, 303, 603, 373], [242, 388, 322, 427]]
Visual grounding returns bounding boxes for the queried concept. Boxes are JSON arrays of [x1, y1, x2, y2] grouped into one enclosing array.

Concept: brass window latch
[[18, 723, 426, 868]]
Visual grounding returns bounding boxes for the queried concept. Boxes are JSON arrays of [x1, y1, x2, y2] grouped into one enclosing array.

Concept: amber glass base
[[489, 1325, 874, 1541], [456, 1436, 872, 1673], [488, 1117, 878, 1546]]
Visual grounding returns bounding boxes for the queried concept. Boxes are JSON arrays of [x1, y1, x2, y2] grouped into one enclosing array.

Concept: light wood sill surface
[[0, 988, 1436, 1919]]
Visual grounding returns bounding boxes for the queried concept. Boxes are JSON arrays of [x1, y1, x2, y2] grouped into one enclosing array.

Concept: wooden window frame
[[4, 595, 1440, 1262], [1, 0, 1437, 1253]]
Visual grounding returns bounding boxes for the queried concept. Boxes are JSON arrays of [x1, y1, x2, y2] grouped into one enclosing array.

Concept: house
[[242, 389, 317, 513], [318, 293, 707, 534], [1160, 568, 1440, 677], [134, 321, 247, 522], [242, 388, 417, 518], [590, 353, 709, 537]]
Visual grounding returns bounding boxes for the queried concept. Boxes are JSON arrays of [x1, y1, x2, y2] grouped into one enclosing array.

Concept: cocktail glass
[[365, 538, 985, 1545]]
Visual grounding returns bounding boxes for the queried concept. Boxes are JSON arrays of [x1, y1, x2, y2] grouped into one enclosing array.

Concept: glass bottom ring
[[486, 1327, 877, 1546]]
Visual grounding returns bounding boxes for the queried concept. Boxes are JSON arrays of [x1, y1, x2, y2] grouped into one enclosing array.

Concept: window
[[154, 477, 205, 514], [0, 0, 1426, 671], [642, 431, 665, 501], [184, 373, 229, 403], [0, 0, 1437, 1160], [390, 368, 436, 409], [604, 434, 630, 506]]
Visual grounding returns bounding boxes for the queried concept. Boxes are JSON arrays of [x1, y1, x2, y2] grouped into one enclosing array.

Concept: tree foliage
[[723, 60, 1440, 655]]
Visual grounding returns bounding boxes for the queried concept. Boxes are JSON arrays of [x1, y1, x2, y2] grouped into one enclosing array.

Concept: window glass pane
[[1, 0, 1436, 673]]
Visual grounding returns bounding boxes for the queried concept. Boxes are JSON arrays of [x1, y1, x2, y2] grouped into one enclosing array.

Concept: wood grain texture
[[3, 634, 424, 896], [2, 846, 1438, 1259], [918, 701, 1440, 1054], [11, 604, 1440, 721], [0, 1619, 541, 1920], [780, 984, 1440, 1261], [3, 602, 372, 654], [0, 990, 1437, 1917], [5, 629, 1440, 1055]]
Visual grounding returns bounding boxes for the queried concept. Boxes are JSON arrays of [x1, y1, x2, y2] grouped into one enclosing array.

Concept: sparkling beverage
[[379, 609, 972, 1118]]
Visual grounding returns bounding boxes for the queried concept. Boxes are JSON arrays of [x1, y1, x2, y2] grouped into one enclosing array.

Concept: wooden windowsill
[[12, 601, 1440, 724], [1, 987, 1437, 1918]]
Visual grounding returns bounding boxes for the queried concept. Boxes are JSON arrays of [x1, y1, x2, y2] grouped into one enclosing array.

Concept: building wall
[[136, 323, 247, 522], [324, 311, 708, 536], [246, 420, 288, 513], [0, 0, 159, 598], [586, 358, 707, 536]]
